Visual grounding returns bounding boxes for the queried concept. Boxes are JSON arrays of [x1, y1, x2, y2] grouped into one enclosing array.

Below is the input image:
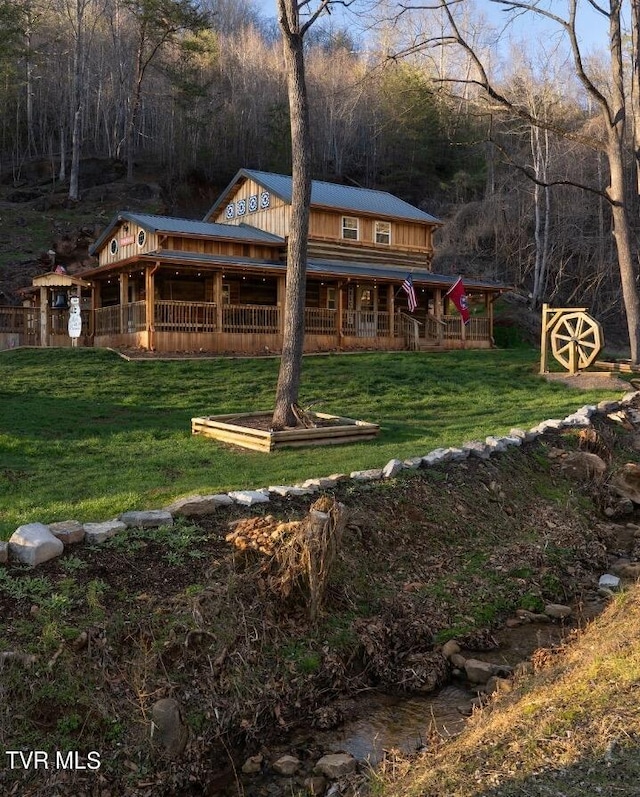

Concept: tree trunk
[[272, 4, 312, 430]]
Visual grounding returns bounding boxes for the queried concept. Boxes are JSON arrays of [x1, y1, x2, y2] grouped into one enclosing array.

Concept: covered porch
[[88, 258, 498, 354]]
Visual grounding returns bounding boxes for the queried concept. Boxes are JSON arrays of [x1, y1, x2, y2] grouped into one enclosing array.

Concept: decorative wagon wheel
[[550, 311, 603, 374]]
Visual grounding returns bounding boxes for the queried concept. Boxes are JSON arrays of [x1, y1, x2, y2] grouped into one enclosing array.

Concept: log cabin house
[[1, 169, 505, 353]]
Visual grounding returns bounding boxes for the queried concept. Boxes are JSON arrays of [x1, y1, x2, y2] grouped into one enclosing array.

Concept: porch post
[[387, 284, 395, 338], [214, 271, 223, 333], [145, 264, 157, 351], [277, 275, 286, 335], [119, 273, 128, 335], [487, 291, 494, 344], [39, 286, 48, 347], [373, 284, 379, 337], [337, 281, 344, 345], [435, 287, 443, 345]]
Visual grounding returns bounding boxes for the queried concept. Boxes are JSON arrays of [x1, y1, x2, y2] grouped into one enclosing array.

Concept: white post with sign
[[68, 295, 82, 347]]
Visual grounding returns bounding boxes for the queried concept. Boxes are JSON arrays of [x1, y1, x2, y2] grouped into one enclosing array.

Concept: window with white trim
[[342, 216, 359, 240], [375, 220, 391, 245]]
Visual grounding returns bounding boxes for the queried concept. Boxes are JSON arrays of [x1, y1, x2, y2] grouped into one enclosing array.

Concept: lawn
[[0, 346, 630, 538]]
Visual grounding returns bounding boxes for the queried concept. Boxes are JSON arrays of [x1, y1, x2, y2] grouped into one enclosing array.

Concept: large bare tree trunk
[[272, 0, 313, 429]]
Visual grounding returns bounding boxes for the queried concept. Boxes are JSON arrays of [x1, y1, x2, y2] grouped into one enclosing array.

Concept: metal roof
[[89, 211, 283, 255], [126, 251, 503, 291], [206, 169, 442, 224]]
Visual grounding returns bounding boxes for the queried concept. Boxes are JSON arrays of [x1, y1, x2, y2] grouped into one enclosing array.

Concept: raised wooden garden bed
[[595, 360, 640, 374], [191, 411, 380, 452]]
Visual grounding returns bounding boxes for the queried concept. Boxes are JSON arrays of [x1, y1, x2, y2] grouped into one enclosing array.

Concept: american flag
[[402, 274, 417, 312]]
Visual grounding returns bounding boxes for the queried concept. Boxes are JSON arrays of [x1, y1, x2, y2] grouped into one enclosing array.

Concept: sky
[[259, 1, 608, 55]]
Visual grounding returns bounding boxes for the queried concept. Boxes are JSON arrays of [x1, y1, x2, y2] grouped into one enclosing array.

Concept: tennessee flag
[[446, 277, 470, 324]]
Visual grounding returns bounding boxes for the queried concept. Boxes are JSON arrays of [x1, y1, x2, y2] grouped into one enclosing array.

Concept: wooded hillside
[[1, 0, 638, 347]]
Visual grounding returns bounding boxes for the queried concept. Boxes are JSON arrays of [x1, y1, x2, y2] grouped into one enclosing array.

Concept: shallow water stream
[[301, 611, 593, 765]]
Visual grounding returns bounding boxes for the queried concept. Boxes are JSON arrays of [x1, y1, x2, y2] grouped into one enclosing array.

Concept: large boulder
[[610, 463, 640, 503], [9, 523, 63, 566]]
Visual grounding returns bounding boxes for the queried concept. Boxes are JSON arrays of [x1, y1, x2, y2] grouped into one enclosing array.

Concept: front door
[[357, 286, 376, 337]]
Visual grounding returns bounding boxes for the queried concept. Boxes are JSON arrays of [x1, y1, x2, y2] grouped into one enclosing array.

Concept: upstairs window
[[342, 216, 359, 240], [375, 220, 391, 245]]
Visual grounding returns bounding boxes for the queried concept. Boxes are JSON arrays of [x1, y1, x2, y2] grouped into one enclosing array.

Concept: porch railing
[[155, 301, 216, 332], [222, 304, 280, 334], [89, 303, 492, 345], [341, 310, 391, 338], [94, 302, 146, 336], [305, 308, 337, 335]]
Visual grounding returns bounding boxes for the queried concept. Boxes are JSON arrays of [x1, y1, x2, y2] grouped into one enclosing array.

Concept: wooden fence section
[[0, 306, 39, 348]]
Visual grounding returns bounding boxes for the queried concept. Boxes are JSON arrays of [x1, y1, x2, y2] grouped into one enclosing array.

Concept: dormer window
[[342, 216, 359, 240], [375, 221, 391, 245]]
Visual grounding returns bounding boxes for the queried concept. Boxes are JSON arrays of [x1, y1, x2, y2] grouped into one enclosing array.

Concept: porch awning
[[93, 250, 506, 293], [32, 272, 93, 289]]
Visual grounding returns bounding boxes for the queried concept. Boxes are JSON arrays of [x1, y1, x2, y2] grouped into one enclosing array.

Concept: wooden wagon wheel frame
[[550, 311, 603, 373]]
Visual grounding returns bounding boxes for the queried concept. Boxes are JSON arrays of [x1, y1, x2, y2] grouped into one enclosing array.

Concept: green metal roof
[[206, 169, 442, 224]]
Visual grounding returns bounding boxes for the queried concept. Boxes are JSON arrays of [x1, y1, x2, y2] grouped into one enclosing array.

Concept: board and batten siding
[[98, 223, 158, 267], [308, 210, 432, 252], [208, 178, 292, 238]]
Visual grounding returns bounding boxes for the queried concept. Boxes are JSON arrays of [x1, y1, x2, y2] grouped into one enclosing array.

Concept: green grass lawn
[[0, 347, 630, 538]]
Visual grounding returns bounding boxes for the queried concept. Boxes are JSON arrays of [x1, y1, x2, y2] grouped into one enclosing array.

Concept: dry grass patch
[[379, 586, 640, 797]]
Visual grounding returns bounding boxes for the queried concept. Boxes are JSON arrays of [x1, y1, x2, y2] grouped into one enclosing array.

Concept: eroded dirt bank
[[2, 400, 640, 796]]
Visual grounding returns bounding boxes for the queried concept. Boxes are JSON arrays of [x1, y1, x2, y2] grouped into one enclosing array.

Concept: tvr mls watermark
[[5, 750, 101, 770]]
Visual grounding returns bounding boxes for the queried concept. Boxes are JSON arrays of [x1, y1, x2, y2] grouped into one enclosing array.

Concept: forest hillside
[[1, 0, 638, 349]]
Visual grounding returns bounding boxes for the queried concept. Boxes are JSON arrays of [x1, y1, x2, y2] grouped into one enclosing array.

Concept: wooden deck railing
[[94, 302, 146, 336], [89, 302, 492, 346], [222, 304, 280, 334], [305, 308, 337, 335], [155, 301, 216, 332]]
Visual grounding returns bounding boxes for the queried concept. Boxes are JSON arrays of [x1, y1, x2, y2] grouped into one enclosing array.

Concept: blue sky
[[259, 1, 607, 54]]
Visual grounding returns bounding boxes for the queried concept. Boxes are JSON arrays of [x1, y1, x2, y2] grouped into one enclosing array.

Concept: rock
[[450, 653, 467, 669], [506, 617, 522, 628], [83, 519, 126, 543], [544, 603, 572, 619], [269, 485, 314, 497], [9, 523, 64, 566], [485, 435, 509, 452], [462, 441, 490, 460], [304, 475, 346, 489], [562, 410, 592, 427], [560, 451, 607, 480], [0, 542, 8, 564], [464, 658, 495, 684], [48, 520, 85, 545], [383, 458, 405, 478], [228, 490, 270, 506], [272, 755, 301, 776], [422, 448, 449, 466], [599, 573, 621, 590], [535, 419, 564, 432], [610, 463, 640, 503], [403, 457, 423, 469], [150, 698, 189, 759], [314, 753, 356, 779], [485, 676, 513, 695], [241, 754, 263, 774], [350, 469, 383, 482], [597, 400, 620, 413], [617, 563, 640, 579], [305, 776, 328, 796], [164, 494, 233, 517], [441, 640, 461, 659], [120, 509, 173, 528]]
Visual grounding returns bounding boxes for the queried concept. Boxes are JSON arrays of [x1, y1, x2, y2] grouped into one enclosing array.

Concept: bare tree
[[396, 0, 640, 362], [272, 0, 354, 429]]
